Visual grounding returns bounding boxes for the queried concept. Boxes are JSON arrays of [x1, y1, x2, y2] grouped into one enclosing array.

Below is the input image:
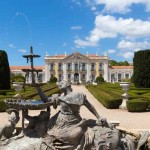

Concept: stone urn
[[13, 82, 24, 92], [120, 82, 131, 109]]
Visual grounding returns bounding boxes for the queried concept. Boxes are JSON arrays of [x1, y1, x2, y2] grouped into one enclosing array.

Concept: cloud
[[71, 26, 82, 30], [85, 0, 150, 13], [75, 15, 150, 48], [18, 49, 27, 53], [104, 49, 116, 56], [8, 44, 15, 49], [117, 40, 150, 51], [63, 43, 67, 46], [72, 0, 81, 6], [119, 51, 134, 59]]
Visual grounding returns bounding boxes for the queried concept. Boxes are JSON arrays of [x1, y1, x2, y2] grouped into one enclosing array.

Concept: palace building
[[10, 52, 133, 83]]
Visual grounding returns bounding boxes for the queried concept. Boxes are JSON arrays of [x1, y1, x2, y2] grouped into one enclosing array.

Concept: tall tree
[[133, 50, 150, 88], [0, 50, 11, 90]]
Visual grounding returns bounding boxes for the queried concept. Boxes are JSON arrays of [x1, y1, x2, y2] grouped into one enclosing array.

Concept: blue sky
[[0, 0, 150, 66]]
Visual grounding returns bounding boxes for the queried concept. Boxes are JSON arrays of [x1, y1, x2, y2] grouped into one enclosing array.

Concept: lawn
[[86, 82, 150, 111]]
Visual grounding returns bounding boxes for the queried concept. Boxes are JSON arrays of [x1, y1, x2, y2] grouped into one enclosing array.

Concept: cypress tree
[[0, 50, 11, 90], [133, 50, 150, 88]]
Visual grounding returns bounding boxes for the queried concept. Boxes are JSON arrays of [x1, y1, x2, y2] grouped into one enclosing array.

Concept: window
[[91, 63, 95, 71], [68, 63, 71, 71], [59, 74, 62, 81], [50, 63, 54, 71], [82, 63, 86, 71], [58, 63, 62, 71], [99, 63, 104, 71], [125, 74, 129, 79]]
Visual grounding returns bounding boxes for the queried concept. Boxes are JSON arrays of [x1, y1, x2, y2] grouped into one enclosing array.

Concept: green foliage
[[86, 83, 122, 109], [11, 74, 26, 82], [0, 100, 8, 112], [133, 50, 150, 88], [0, 50, 11, 90], [110, 60, 130, 66], [96, 76, 105, 83], [127, 99, 148, 112], [49, 76, 57, 83]]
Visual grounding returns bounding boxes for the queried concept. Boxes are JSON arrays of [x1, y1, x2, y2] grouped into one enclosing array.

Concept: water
[[12, 12, 32, 46], [17, 100, 44, 105]]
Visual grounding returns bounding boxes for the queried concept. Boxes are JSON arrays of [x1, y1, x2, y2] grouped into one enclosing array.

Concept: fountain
[[5, 46, 51, 130], [119, 82, 131, 109]]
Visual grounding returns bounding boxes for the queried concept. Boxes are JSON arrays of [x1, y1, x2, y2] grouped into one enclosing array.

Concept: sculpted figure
[[35, 81, 121, 150], [24, 109, 50, 137], [0, 109, 20, 141]]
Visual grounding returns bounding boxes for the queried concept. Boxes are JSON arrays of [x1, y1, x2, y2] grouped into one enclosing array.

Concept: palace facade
[[10, 52, 133, 83]]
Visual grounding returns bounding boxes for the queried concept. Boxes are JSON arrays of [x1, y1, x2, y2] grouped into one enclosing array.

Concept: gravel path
[[0, 85, 150, 130]]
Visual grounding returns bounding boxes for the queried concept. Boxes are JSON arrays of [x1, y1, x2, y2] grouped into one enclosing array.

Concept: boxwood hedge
[[127, 99, 148, 112]]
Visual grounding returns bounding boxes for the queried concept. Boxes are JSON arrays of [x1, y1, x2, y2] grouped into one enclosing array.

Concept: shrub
[[0, 100, 7, 112], [12, 74, 26, 82], [104, 98, 122, 109], [133, 50, 150, 88], [127, 99, 148, 112], [0, 50, 11, 90], [96, 76, 104, 83], [49, 76, 57, 83]]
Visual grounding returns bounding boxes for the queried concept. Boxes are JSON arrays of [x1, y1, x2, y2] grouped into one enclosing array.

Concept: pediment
[[63, 52, 90, 62]]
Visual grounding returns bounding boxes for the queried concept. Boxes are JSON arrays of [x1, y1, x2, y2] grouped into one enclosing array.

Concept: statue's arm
[[34, 84, 49, 103], [84, 98, 100, 119]]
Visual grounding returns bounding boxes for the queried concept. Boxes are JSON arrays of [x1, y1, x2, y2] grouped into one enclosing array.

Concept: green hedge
[[86, 84, 122, 109], [0, 100, 8, 112], [127, 99, 148, 112], [104, 98, 122, 109]]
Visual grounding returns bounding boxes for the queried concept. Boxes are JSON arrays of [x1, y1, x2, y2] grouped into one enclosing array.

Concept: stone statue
[[0, 109, 20, 141], [1, 81, 150, 150], [24, 109, 50, 137], [35, 81, 121, 149]]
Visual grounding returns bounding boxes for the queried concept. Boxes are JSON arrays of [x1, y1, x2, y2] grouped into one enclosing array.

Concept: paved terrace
[[0, 85, 150, 130]]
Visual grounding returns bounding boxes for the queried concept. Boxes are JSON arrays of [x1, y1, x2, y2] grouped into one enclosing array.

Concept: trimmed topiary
[[127, 99, 148, 112], [133, 50, 150, 88], [0, 100, 7, 112], [49, 76, 57, 83], [0, 50, 11, 90], [104, 98, 123, 109], [96, 76, 105, 83]]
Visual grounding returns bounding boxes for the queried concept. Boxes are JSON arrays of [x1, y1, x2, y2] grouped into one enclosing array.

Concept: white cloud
[[63, 43, 67, 46], [72, 0, 81, 6], [117, 40, 150, 51], [85, 0, 150, 13], [119, 51, 134, 59], [18, 49, 27, 53], [8, 44, 15, 49], [71, 26, 82, 30], [103, 49, 116, 56], [75, 15, 150, 48]]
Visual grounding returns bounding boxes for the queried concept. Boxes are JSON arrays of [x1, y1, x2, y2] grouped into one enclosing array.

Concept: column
[[86, 63, 91, 82], [72, 62, 74, 72], [104, 61, 109, 82], [55, 62, 58, 79], [63, 63, 67, 81], [45, 63, 50, 82], [79, 73, 81, 83], [96, 62, 99, 78]]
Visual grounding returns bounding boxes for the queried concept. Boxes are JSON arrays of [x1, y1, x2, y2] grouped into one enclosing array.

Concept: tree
[[133, 50, 150, 88], [96, 76, 105, 83], [110, 60, 130, 66], [49, 76, 57, 83], [0, 50, 11, 90]]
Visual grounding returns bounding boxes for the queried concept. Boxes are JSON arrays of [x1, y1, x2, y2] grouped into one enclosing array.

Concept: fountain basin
[[5, 99, 51, 110]]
